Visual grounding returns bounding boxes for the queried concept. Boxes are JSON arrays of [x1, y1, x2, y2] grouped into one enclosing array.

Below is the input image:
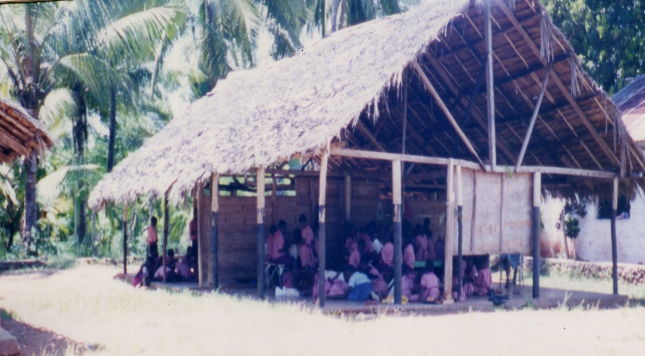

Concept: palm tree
[[0, 0, 184, 246]]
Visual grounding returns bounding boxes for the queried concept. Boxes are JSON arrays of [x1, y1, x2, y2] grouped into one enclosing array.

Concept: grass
[[1, 265, 644, 356]]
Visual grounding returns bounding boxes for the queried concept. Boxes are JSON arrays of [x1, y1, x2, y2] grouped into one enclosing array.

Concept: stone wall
[[525, 257, 645, 286]]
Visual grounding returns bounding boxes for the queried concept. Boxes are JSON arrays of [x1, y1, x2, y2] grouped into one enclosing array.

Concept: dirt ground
[[1, 264, 644, 356], [2, 318, 88, 356]]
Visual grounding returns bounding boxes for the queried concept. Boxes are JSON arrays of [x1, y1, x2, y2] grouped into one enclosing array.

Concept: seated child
[[154, 249, 177, 281], [347, 259, 373, 301], [403, 235, 416, 271], [348, 239, 365, 268], [473, 255, 492, 296], [419, 259, 440, 303], [133, 256, 156, 287], [176, 246, 196, 280], [296, 228, 314, 269], [379, 237, 394, 273]]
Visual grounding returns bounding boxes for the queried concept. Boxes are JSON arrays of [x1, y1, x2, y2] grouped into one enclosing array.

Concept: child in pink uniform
[[147, 217, 159, 260], [419, 260, 440, 302], [299, 214, 316, 266], [295, 228, 314, 269], [403, 236, 415, 272], [348, 239, 366, 268], [473, 255, 492, 296]]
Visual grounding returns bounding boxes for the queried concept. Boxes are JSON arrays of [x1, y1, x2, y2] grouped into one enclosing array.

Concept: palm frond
[[39, 88, 77, 130], [97, 2, 186, 65]]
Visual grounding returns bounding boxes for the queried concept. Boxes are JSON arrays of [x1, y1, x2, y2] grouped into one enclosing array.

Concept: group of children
[[267, 217, 493, 304], [133, 216, 199, 288]]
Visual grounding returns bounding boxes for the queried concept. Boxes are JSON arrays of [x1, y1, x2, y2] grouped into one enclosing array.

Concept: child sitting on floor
[[403, 235, 416, 272], [473, 255, 492, 296], [347, 259, 373, 301], [348, 239, 365, 268], [419, 259, 441, 304]]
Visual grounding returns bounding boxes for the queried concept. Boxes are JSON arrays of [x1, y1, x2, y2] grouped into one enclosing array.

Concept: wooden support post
[[456, 166, 463, 300], [392, 160, 403, 304], [344, 175, 351, 223], [318, 149, 329, 307], [197, 184, 204, 287], [123, 205, 128, 275], [211, 173, 219, 290], [256, 168, 266, 299], [271, 174, 277, 224], [532, 172, 541, 298], [516, 64, 551, 170], [611, 177, 619, 295], [163, 194, 169, 283], [443, 159, 455, 303], [410, 61, 486, 170], [484, 0, 496, 168]]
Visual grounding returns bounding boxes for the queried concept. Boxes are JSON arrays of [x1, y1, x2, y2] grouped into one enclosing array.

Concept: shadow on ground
[[1, 309, 100, 356]]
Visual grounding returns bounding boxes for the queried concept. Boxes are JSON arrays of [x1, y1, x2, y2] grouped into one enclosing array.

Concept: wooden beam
[[456, 165, 463, 300], [411, 61, 486, 169], [532, 172, 541, 298], [344, 174, 351, 222], [516, 64, 551, 170], [485, 0, 496, 168], [392, 160, 403, 304], [498, 2, 621, 167], [331, 147, 618, 179], [211, 173, 219, 290], [317, 149, 329, 307], [256, 168, 266, 299], [163, 194, 169, 283], [123, 204, 128, 275], [611, 177, 618, 295], [443, 159, 455, 303], [355, 120, 386, 152]]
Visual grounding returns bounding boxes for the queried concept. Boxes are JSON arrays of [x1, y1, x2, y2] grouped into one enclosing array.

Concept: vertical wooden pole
[[532, 172, 541, 298], [257, 168, 266, 298], [318, 149, 329, 307], [344, 175, 351, 223], [211, 174, 219, 290], [611, 177, 619, 295], [271, 174, 277, 225], [163, 194, 169, 283], [392, 160, 403, 304], [91, 211, 97, 256], [443, 159, 455, 303], [456, 166, 463, 300], [485, 0, 496, 168], [197, 184, 204, 287], [123, 205, 128, 275]]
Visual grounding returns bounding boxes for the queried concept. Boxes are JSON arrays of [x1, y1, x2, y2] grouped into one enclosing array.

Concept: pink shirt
[[420, 272, 439, 290], [402, 274, 415, 298], [415, 235, 428, 261], [299, 245, 314, 268], [345, 237, 355, 254], [267, 231, 285, 261], [475, 268, 492, 289], [381, 243, 394, 266], [348, 250, 360, 268], [403, 244, 415, 270], [362, 235, 374, 254], [146, 226, 158, 244], [302, 226, 315, 246]]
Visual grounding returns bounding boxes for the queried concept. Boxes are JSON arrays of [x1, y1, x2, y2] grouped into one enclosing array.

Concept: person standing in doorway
[[147, 217, 159, 260]]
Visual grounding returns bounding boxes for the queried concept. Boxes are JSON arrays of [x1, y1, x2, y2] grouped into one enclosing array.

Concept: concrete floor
[[116, 273, 628, 315]]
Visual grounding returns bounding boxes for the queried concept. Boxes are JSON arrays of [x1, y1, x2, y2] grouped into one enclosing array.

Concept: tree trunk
[[561, 212, 570, 259], [73, 86, 88, 245], [22, 151, 38, 254], [107, 87, 117, 172]]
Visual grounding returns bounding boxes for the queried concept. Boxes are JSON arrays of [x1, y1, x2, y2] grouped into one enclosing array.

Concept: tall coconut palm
[[0, 0, 184, 246]]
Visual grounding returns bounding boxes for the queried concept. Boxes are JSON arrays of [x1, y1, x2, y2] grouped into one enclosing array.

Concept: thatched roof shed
[[0, 98, 53, 163], [89, 0, 645, 208], [614, 75, 645, 149]]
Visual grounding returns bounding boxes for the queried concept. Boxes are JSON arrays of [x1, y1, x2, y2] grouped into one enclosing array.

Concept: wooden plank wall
[[453, 168, 532, 255], [199, 176, 454, 284]]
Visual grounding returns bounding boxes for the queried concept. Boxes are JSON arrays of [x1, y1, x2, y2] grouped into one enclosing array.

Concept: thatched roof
[[0, 98, 54, 163], [614, 75, 645, 145], [89, 0, 645, 208]]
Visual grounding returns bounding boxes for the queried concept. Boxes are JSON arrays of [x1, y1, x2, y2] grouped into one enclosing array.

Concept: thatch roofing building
[[90, 0, 640, 305], [0, 98, 53, 163], [614, 75, 645, 149], [89, 0, 645, 208]]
